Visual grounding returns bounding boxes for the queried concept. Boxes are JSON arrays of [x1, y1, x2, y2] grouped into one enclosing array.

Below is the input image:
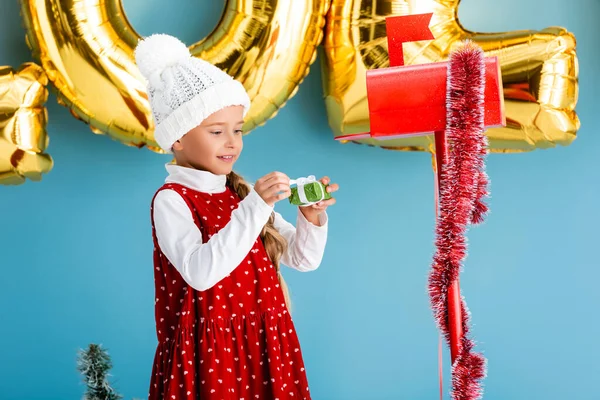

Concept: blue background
[[1, 0, 598, 399]]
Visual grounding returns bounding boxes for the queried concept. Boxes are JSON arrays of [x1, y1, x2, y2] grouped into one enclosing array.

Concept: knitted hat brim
[[154, 79, 251, 153]]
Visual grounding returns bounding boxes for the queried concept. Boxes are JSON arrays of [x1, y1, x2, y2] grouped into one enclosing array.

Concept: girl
[[135, 34, 338, 400]]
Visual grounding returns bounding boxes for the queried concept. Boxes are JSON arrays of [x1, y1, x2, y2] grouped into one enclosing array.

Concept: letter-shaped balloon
[[321, 0, 579, 152], [19, 0, 330, 152], [0, 63, 52, 185]]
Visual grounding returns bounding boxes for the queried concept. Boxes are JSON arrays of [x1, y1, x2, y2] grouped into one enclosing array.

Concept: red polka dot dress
[[149, 183, 312, 400]]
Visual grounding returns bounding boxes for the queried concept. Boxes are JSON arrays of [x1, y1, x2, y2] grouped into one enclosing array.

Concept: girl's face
[[172, 105, 245, 175]]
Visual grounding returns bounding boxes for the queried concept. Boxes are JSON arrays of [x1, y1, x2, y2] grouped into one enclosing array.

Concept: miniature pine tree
[[77, 343, 123, 400]]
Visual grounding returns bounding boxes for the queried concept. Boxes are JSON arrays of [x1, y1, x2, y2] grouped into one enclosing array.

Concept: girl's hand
[[255, 171, 291, 206], [299, 176, 338, 225]]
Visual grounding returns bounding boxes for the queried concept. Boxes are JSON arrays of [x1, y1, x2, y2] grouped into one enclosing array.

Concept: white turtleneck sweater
[[152, 164, 328, 291]]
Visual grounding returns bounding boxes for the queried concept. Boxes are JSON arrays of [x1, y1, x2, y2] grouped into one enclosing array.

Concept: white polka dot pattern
[[149, 183, 311, 399]]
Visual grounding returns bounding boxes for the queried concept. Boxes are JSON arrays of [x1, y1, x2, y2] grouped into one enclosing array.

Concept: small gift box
[[289, 176, 331, 206]]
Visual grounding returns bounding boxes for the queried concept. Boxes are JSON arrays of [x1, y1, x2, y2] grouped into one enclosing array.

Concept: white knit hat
[[134, 34, 251, 152]]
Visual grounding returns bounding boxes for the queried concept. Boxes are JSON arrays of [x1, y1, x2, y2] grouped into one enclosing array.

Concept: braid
[[226, 171, 292, 311]]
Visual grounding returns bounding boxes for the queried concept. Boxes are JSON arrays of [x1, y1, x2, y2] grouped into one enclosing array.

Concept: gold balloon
[[0, 62, 52, 185], [19, 0, 330, 152], [322, 0, 579, 153]]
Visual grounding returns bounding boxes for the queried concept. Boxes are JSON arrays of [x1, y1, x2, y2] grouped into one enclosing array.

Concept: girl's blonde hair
[[226, 171, 292, 311]]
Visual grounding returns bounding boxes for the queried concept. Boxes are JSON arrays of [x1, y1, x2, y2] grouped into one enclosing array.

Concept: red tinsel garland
[[429, 41, 489, 400]]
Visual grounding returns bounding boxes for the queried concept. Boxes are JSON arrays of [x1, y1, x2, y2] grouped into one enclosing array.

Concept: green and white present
[[289, 176, 331, 206]]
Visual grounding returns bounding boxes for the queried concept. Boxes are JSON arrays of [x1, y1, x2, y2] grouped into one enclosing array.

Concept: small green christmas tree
[[77, 344, 123, 400]]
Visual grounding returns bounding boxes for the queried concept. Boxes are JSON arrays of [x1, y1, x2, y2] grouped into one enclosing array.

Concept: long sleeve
[[273, 209, 328, 272], [153, 189, 274, 291]]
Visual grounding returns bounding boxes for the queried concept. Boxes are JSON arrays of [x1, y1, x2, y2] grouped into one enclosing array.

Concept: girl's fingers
[[273, 187, 291, 198], [258, 172, 290, 188], [313, 198, 336, 209], [326, 183, 339, 193]]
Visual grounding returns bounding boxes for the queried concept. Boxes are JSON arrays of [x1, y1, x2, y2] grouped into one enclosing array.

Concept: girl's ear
[[172, 140, 183, 151]]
